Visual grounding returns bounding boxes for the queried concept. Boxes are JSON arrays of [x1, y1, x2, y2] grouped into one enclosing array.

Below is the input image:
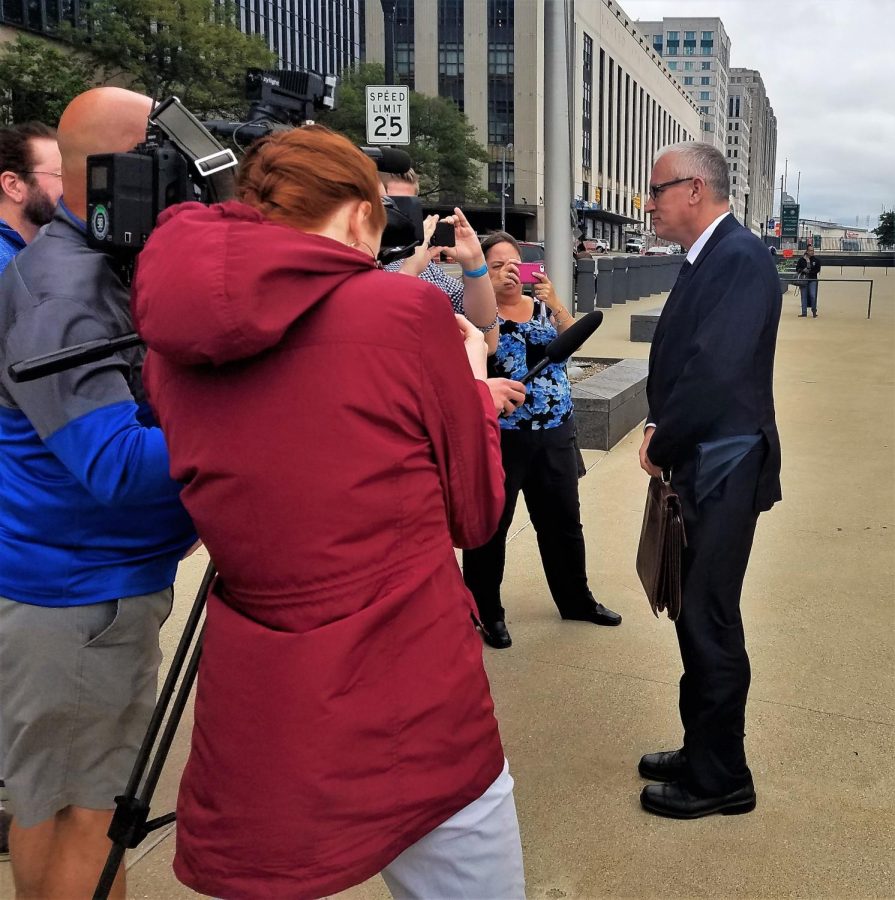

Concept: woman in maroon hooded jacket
[[132, 127, 524, 898]]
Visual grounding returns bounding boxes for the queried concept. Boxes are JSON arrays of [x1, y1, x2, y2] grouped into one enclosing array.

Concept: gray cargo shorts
[[0, 588, 173, 828]]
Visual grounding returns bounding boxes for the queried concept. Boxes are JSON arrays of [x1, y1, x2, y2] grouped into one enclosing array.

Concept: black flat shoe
[[481, 619, 512, 649], [561, 602, 622, 626], [638, 748, 687, 782], [640, 780, 756, 819]]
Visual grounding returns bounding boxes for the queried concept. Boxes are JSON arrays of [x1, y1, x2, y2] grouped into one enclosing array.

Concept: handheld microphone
[[361, 146, 412, 174], [519, 310, 604, 384]]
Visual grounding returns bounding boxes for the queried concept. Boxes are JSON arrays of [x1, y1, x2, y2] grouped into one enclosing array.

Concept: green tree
[[319, 63, 491, 204], [0, 36, 95, 124], [61, 0, 276, 118], [872, 210, 894, 248]]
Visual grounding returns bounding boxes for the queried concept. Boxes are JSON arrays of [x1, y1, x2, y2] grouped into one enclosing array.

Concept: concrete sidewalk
[[6, 269, 890, 899]]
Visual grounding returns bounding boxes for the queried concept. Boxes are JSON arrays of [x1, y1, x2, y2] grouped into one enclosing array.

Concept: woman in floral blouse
[[463, 232, 622, 649]]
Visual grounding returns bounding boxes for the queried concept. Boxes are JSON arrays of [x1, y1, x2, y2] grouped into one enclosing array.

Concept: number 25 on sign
[[365, 85, 410, 145]]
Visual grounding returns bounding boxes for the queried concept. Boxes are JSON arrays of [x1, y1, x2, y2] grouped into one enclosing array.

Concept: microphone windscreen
[[545, 310, 603, 363], [373, 147, 412, 174]]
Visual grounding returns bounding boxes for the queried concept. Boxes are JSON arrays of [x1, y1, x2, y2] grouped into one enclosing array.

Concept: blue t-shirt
[[488, 307, 573, 430], [0, 220, 26, 274]]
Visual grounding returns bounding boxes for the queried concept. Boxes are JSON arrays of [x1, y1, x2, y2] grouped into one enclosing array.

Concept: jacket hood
[[132, 200, 376, 365]]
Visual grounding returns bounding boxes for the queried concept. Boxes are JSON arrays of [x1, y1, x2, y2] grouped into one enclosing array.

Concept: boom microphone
[[520, 310, 604, 384], [361, 146, 412, 174]]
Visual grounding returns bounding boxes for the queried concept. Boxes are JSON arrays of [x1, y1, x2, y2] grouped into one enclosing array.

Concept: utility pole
[[501, 143, 513, 231], [381, 0, 397, 85], [544, 0, 574, 309]]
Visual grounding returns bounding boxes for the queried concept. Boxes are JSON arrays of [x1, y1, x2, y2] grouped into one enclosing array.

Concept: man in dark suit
[[637, 142, 782, 819]]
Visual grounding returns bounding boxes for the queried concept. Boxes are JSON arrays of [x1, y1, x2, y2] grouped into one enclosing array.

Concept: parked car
[[519, 241, 546, 262], [583, 238, 609, 254], [643, 245, 675, 255], [625, 239, 644, 254]]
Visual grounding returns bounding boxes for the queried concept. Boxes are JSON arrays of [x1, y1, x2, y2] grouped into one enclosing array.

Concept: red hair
[[237, 125, 386, 233]]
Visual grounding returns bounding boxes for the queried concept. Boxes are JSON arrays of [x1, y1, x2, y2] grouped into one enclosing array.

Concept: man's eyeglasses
[[23, 171, 62, 178], [648, 177, 694, 200]]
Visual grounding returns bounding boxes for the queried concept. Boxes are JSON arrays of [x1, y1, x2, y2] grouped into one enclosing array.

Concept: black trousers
[[463, 419, 594, 623], [672, 443, 765, 796]]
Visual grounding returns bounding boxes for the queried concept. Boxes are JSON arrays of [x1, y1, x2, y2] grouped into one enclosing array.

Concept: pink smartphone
[[518, 262, 546, 284]]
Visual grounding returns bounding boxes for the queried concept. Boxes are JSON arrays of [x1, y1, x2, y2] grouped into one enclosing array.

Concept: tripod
[[93, 560, 216, 900]]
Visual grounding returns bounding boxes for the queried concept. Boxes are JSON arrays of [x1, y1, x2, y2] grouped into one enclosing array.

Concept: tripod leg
[[93, 561, 215, 900]]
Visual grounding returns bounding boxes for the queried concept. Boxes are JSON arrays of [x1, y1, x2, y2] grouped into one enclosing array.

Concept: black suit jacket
[[647, 214, 782, 512]]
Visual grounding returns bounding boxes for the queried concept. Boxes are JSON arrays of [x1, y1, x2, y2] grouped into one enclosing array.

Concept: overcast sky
[[620, 0, 894, 229]]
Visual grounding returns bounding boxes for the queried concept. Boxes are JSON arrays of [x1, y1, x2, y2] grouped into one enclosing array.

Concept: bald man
[[0, 88, 196, 898]]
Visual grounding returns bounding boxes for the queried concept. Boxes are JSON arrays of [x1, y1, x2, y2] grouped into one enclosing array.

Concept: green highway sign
[[781, 204, 800, 239]]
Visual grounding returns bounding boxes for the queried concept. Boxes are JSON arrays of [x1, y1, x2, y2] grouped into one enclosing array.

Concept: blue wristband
[[462, 263, 488, 278]]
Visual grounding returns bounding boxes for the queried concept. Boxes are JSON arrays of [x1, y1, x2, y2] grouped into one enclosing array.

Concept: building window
[[488, 81, 514, 144], [438, 0, 464, 110], [487, 0, 514, 147], [700, 106, 709, 114], [394, 0, 415, 87], [684, 61, 694, 71], [684, 31, 695, 39], [701, 76, 710, 85], [668, 61, 678, 70], [699, 91, 711, 101], [702, 31, 713, 39], [701, 41, 714, 55], [701, 61, 712, 70], [653, 36, 663, 53], [488, 161, 514, 197], [666, 31, 679, 39], [582, 32, 593, 169], [683, 77, 693, 85]]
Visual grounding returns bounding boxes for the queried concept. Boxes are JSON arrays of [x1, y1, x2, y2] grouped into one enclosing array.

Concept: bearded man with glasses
[[636, 142, 782, 819], [0, 123, 62, 272]]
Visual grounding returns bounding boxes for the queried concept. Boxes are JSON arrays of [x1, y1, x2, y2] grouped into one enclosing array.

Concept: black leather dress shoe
[[481, 619, 512, 649], [640, 780, 756, 819], [561, 602, 622, 626], [638, 748, 687, 782]]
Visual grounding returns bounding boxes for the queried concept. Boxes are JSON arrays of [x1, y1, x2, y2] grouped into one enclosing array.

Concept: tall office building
[[364, 0, 700, 245], [635, 17, 730, 151], [726, 82, 752, 224], [235, 0, 361, 73], [0, 0, 361, 76], [730, 68, 777, 236]]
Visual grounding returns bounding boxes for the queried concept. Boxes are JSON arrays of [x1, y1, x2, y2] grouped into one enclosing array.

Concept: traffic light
[[594, 187, 601, 203], [633, 193, 642, 210]]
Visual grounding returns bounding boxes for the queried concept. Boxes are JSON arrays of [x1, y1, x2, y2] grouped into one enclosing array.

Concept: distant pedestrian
[[795, 246, 821, 317]]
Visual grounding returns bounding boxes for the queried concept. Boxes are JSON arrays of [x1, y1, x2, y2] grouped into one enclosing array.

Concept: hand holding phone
[[431, 221, 456, 248], [518, 262, 546, 284]]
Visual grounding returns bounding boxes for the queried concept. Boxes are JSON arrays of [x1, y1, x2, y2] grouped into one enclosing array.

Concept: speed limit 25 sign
[[365, 85, 410, 145]]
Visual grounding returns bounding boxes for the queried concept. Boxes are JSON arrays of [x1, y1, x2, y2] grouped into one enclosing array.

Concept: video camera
[[85, 68, 424, 271]]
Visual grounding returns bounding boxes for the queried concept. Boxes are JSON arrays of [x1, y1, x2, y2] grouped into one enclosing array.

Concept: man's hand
[[486, 378, 526, 415], [440, 207, 486, 273], [639, 425, 662, 477], [398, 214, 439, 277], [455, 314, 488, 380]]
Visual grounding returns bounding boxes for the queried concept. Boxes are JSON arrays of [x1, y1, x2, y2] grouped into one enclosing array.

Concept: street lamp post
[[500, 142, 513, 232], [742, 185, 751, 230], [380, 0, 397, 85]]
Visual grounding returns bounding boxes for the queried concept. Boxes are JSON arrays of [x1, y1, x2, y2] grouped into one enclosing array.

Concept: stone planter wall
[[571, 357, 649, 450]]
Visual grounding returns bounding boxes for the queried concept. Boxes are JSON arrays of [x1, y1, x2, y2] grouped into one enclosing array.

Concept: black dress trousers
[[462, 418, 594, 624], [672, 443, 765, 796]]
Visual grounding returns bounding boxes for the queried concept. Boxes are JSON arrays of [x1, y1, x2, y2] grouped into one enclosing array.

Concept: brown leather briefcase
[[636, 475, 688, 621]]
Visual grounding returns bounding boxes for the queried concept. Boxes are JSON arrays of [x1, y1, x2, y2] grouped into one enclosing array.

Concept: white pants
[[381, 759, 525, 900]]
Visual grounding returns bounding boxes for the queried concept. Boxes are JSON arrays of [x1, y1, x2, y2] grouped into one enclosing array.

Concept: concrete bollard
[[611, 256, 628, 304], [595, 256, 615, 308], [575, 257, 596, 313]]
